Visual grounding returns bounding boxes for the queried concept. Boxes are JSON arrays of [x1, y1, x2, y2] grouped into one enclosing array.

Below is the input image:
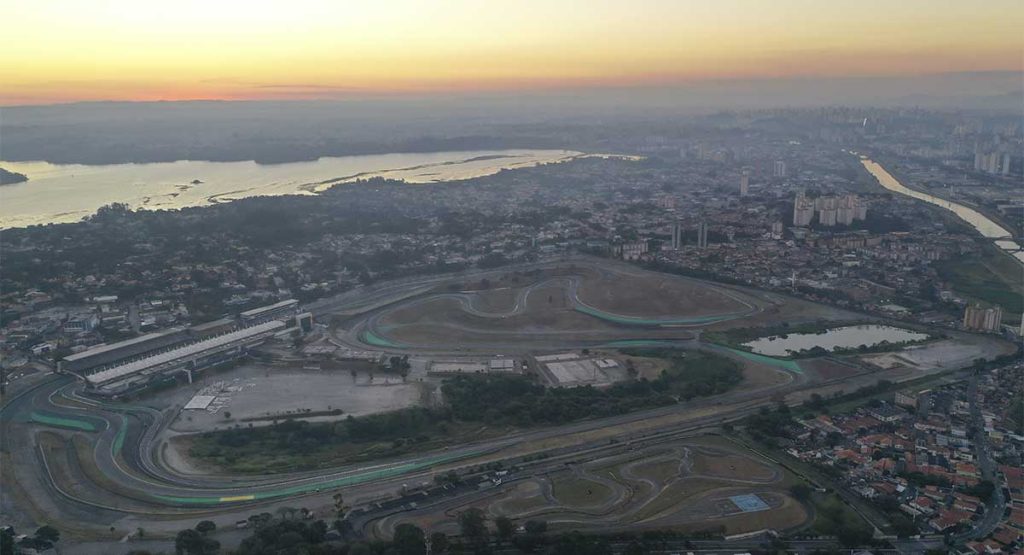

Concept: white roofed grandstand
[[84, 321, 285, 386]]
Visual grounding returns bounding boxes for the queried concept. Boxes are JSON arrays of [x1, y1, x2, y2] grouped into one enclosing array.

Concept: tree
[[176, 528, 209, 552], [34, 526, 60, 550], [430, 532, 449, 554], [523, 520, 547, 536], [333, 492, 349, 517], [195, 521, 216, 535], [458, 508, 488, 546], [964, 480, 996, 502], [392, 523, 426, 555], [494, 516, 514, 543], [2, 528, 16, 555], [789, 483, 813, 501], [837, 524, 872, 548]]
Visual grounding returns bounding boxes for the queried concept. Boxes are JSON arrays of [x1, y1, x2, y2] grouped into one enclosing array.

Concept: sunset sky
[[2, 0, 1022, 105]]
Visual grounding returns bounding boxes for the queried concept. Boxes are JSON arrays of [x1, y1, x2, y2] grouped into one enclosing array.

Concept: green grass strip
[[712, 345, 804, 374], [361, 329, 401, 348], [113, 414, 127, 454], [30, 411, 97, 432]]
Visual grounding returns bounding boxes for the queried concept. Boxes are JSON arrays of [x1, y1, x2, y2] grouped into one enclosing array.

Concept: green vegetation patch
[[935, 252, 1023, 315], [617, 348, 746, 398], [186, 407, 481, 473], [808, 494, 874, 546], [361, 328, 401, 348], [712, 346, 804, 374]]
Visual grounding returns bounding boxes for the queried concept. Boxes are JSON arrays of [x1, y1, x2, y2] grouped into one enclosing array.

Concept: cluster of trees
[[446, 350, 742, 426], [633, 349, 744, 399], [961, 479, 997, 503], [809, 497, 876, 547], [192, 407, 448, 469], [174, 520, 221, 555], [745, 403, 796, 445], [152, 514, 614, 555], [197, 350, 745, 470], [1, 525, 59, 554]]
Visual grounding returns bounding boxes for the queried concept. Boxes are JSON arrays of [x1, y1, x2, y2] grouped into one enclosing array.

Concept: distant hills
[[1, 71, 1019, 166]]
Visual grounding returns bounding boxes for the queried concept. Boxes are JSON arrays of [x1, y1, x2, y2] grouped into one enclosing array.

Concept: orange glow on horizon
[[1, 0, 1022, 105]]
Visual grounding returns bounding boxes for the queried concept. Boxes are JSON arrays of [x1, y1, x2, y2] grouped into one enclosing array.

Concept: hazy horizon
[[3, 0, 1022, 106]]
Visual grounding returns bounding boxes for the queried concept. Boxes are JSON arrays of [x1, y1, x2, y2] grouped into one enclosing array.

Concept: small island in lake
[[191, 179, 203, 185], [0, 167, 29, 185]]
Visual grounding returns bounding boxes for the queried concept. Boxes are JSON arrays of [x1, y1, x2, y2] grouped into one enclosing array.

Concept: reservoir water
[[0, 149, 582, 228], [859, 157, 1024, 264], [742, 324, 929, 357]]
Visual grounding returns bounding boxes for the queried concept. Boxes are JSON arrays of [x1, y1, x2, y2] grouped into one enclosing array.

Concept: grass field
[[630, 477, 729, 522], [935, 249, 1023, 316], [550, 475, 615, 507], [690, 451, 776, 482], [631, 458, 681, 483]]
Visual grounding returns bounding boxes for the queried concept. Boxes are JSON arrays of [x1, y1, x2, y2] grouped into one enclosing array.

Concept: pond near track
[[742, 324, 928, 357]]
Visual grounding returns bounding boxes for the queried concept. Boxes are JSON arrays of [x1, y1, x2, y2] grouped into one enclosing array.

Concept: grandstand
[[83, 321, 286, 391], [59, 327, 190, 375]]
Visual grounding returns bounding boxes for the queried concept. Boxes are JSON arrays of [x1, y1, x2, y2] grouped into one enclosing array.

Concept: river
[[0, 149, 584, 228], [859, 156, 1024, 264]]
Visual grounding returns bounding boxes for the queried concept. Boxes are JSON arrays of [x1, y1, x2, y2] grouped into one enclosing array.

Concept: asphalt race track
[[1, 257, 1015, 541]]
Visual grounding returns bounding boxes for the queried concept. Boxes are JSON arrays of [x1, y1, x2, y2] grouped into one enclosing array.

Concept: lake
[[742, 324, 929, 357], [0, 149, 583, 228]]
